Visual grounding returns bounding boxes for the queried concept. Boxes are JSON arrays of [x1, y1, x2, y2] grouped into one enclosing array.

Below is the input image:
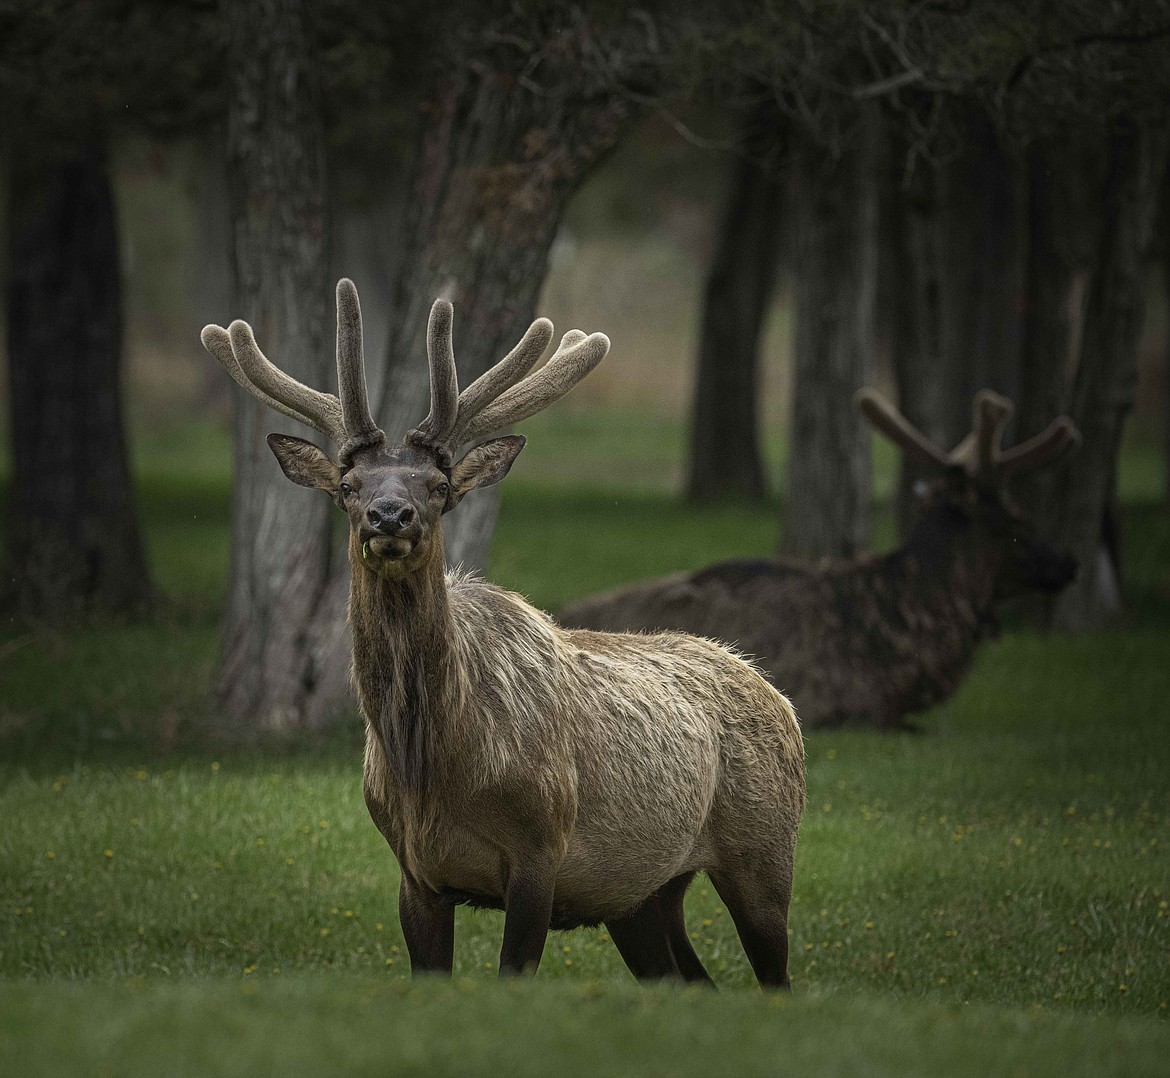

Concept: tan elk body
[[203, 281, 804, 984]]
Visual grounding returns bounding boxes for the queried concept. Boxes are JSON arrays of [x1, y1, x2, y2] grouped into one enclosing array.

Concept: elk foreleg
[[399, 875, 454, 976], [499, 853, 559, 976]]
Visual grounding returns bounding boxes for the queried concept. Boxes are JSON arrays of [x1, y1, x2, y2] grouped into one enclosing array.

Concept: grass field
[[2, 416, 1169, 1074]]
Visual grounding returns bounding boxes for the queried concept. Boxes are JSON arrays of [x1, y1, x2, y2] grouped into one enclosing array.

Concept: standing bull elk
[[202, 281, 804, 986], [560, 389, 1079, 730]]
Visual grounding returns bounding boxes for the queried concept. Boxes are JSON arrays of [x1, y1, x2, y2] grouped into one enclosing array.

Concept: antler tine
[[1000, 416, 1081, 475], [965, 389, 1013, 477], [415, 299, 460, 445], [335, 279, 385, 463], [855, 388, 951, 470], [454, 329, 610, 446], [445, 316, 556, 447], [202, 325, 338, 438], [202, 321, 346, 443], [227, 320, 347, 443], [553, 329, 588, 350]]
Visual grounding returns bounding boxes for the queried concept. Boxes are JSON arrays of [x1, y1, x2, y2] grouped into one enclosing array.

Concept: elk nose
[[367, 500, 415, 534]]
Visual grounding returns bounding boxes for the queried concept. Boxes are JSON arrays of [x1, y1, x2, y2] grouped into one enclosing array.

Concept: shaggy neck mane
[[347, 533, 458, 800], [877, 508, 1002, 676]]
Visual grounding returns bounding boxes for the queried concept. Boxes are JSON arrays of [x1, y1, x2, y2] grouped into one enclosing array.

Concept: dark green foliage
[[0, 0, 222, 139], [2, 1, 1163, 156], [671, 1, 1170, 155]]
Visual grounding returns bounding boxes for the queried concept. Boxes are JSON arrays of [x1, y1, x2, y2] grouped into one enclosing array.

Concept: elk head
[[856, 388, 1081, 597], [202, 280, 609, 578]]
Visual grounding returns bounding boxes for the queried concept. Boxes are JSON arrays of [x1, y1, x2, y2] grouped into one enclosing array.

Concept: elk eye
[[434, 481, 449, 499], [339, 481, 353, 497]]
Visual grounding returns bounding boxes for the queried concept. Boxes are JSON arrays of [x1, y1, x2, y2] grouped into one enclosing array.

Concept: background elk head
[[201, 279, 609, 577], [857, 388, 1081, 599]]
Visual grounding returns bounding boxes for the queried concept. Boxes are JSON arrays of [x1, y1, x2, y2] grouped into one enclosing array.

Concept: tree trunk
[[4, 144, 153, 620], [213, 13, 645, 731], [1052, 128, 1169, 631], [1012, 139, 1100, 535], [686, 102, 784, 502], [936, 112, 1027, 439], [890, 111, 1027, 536], [782, 116, 879, 561], [215, 0, 341, 733], [1163, 188, 1170, 513], [190, 138, 234, 412], [889, 148, 948, 538], [373, 35, 640, 572]]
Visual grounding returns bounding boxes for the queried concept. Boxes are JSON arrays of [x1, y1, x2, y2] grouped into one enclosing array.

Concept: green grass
[[1, 415, 1168, 1073], [1, 627, 1168, 1071], [3, 631, 1168, 1007], [0, 434, 232, 753], [3, 979, 1168, 1078]]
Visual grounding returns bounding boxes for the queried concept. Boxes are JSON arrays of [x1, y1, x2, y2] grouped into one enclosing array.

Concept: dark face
[[339, 446, 449, 572], [928, 471, 1077, 599], [265, 432, 526, 578]]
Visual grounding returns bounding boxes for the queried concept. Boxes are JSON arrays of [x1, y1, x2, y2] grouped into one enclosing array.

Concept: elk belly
[[551, 709, 722, 922]]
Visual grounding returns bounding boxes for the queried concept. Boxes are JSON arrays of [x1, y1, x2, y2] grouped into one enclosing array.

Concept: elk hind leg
[[709, 869, 791, 989]]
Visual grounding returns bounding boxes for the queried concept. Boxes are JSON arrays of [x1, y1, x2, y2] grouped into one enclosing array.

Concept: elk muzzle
[[362, 496, 422, 561], [1020, 537, 1078, 593]]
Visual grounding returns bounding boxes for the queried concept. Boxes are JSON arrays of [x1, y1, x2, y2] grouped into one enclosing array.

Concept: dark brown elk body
[[560, 391, 1079, 730], [202, 281, 804, 985]]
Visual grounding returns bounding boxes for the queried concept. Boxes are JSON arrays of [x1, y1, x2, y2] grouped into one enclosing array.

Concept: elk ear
[[267, 433, 341, 495], [446, 435, 526, 511]]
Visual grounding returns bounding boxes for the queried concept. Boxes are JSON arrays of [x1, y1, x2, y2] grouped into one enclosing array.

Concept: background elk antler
[[855, 388, 1081, 483]]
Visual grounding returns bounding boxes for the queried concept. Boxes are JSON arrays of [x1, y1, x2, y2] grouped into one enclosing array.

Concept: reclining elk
[[560, 389, 1079, 730]]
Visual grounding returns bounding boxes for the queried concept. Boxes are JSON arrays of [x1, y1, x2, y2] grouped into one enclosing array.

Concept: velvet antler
[[408, 299, 609, 455], [204, 282, 608, 466], [855, 387, 1079, 482], [334, 279, 385, 461], [947, 390, 1014, 479], [854, 389, 951, 471], [201, 278, 385, 464], [999, 417, 1081, 475], [200, 322, 344, 441]]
